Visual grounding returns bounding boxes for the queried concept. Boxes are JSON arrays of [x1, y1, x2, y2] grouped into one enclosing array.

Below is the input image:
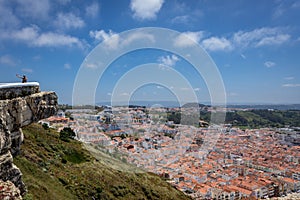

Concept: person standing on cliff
[[16, 74, 27, 83]]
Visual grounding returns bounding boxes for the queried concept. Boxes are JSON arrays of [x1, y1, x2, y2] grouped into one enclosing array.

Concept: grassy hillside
[[14, 123, 190, 200], [197, 109, 300, 128], [225, 110, 300, 128]]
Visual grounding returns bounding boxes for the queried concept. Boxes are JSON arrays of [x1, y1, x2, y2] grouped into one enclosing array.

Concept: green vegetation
[[59, 127, 76, 142], [224, 110, 300, 128], [42, 123, 49, 130], [167, 112, 181, 124], [223, 109, 300, 128], [15, 123, 189, 200], [168, 109, 300, 128]]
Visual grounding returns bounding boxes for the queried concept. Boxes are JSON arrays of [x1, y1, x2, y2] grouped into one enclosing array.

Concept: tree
[[60, 127, 76, 142], [167, 111, 181, 124], [42, 123, 49, 130]]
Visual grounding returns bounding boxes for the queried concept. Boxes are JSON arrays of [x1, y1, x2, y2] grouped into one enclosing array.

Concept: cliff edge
[[0, 82, 57, 197]]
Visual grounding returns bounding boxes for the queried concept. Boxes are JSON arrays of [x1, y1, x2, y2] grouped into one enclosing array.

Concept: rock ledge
[[0, 83, 57, 196]]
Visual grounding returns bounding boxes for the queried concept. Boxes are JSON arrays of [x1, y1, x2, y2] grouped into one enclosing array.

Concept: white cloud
[[282, 84, 300, 87], [174, 31, 204, 47], [89, 29, 120, 49], [172, 27, 291, 52], [130, 0, 164, 20], [273, 3, 285, 19], [0, 55, 17, 66], [201, 37, 233, 51], [0, 1, 20, 30], [54, 12, 85, 30], [84, 62, 99, 70], [264, 61, 276, 68], [90, 30, 113, 40], [233, 27, 290, 48], [12, 26, 39, 41], [85, 2, 100, 18], [121, 31, 155, 46], [16, 0, 50, 20], [158, 54, 179, 68], [284, 76, 294, 80], [8, 26, 84, 48], [64, 63, 71, 69], [22, 68, 33, 73], [273, 1, 300, 19], [194, 88, 200, 92], [34, 32, 83, 47], [89, 29, 155, 50], [256, 34, 290, 47], [172, 15, 190, 24]]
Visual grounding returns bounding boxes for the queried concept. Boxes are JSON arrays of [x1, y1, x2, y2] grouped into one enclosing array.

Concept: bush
[[59, 127, 76, 142], [42, 123, 49, 130]]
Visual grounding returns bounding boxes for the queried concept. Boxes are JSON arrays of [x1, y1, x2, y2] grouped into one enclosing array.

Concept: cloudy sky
[[0, 0, 300, 105]]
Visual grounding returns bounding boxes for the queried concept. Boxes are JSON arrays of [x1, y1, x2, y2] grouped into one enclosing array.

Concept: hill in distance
[[97, 101, 300, 110]]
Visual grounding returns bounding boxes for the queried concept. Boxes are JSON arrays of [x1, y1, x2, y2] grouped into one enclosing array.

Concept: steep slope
[[15, 123, 190, 200], [0, 83, 57, 196]]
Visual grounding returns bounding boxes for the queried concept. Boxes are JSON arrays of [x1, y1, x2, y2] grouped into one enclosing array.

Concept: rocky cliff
[[0, 83, 57, 197]]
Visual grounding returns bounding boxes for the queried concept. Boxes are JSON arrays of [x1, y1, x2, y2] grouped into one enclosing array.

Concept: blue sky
[[0, 0, 300, 105]]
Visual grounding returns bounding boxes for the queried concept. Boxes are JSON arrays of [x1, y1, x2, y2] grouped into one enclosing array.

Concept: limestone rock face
[[0, 180, 22, 200], [0, 84, 57, 196], [0, 82, 40, 100]]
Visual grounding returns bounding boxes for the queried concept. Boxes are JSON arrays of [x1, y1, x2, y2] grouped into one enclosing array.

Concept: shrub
[[42, 123, 49, 130], [59, 127, 76, 142]]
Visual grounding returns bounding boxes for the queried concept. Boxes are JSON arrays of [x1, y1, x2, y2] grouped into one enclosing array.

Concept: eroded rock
[[0, 83, 57, 196], [0, 180, 22, 200]]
